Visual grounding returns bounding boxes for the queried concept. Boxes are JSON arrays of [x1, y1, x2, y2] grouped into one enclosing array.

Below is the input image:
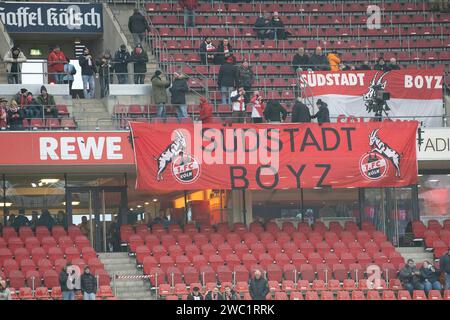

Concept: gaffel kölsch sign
[[0, 2, 103, 33]]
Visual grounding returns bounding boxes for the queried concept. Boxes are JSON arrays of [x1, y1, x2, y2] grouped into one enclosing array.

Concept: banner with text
[[130, 122, 419, 191], [300, 69, 444, 127], [0, 2, 103, 33]]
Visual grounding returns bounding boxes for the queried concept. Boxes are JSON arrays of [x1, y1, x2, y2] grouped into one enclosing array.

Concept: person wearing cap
[[128, 8, 149, 46], [25, 92, 42, 119], [215, 38, 233, 65], [218, 58, 237, 105], [114, 44, 131, 84], [37, 86, 58, 118], [79, 47, 98, 99], [198, 96, 213, 123], [169, 72, 189, 119], [130, 44, 149, 84], [48, 45, 67, 84], [13, 88, 29, 108], [0, 98, 8, 129], [80, 266, 97, 300], [0, 278, 11, 300], [312, 99, 330, 124], [440, 247, 450, 289], [3, 45, 27, 84], [151, 70, 170, 118]]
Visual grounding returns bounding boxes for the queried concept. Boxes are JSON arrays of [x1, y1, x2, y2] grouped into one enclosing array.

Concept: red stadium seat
[[413, 290, 427, 300], [300, 264, 315, 282], [428, 290, 442, 300], [398, 290, 412, 300], [351, 290, 365, 300], [35, 287, 51, 300], [19, 287, 35, 300], [290, 291, 304, 300], [367, 290, 381, 300], [337, 291, 351, 300], [305, 291, 320, 300], [9, 270, 25, 289]]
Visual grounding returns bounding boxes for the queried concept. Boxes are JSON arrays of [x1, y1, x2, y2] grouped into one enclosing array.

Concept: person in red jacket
[[179, 0, 198, 28], [47, 45, 67, 84], [198, 96, 213, 123]]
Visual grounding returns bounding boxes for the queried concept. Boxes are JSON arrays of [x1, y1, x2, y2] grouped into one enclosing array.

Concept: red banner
[[130, 121, 419, 191]]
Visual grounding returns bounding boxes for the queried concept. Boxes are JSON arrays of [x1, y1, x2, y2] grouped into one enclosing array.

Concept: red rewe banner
[[130, 121, 419, 191]]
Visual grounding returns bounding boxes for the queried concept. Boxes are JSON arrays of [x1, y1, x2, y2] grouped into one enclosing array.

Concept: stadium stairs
[[99, 252, 153, 300], [72, 98, 115, 130]]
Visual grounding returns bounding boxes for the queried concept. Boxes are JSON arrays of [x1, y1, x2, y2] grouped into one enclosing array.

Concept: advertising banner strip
[[130, 122, 419, 191], [0, 2, 103, 33], [299, 69, 444, 127]]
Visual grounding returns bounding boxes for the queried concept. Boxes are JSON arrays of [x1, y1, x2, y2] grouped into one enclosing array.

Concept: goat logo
[[360, 129, 401, 180], [363, 72, 390, 116], [154, 130, 187, 181]]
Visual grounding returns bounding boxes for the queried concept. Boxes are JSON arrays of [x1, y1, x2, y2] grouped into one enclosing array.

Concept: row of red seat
[[0, 236, 93, 253], [1, 225, 84, 242], [8, 285, 116, 300], [412, 219, 450, 257]]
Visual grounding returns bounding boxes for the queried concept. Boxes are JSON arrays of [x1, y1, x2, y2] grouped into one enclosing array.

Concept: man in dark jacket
[[374, 57, 389, 72], [130, 44, 148, 84], [254, 12, 271, 39], [263, 99, 287, 123], [310, 47, 330, 71], [223, 285, 239, 300], [80, 266, 97, 300], [114, 45, 131, 84], [97, 50, 114, 98], [169, 72, 189, 119], [292, 47, 310, 72], [269, 12, 287, 40], [128, 9, 149, 46], [218, 59, 237, 105], [291, 97, 311, 123], [440, 247, 450, 289], [37, 85, 58, 118], [11, 208, 30, 232], [312, 99, 330, 124], [249, 270, 269, 300], [25, 92, 42, 119], [78, 47, 98, 99], [420, 260, 442, 294], [187, 287, 204, 300], [179, 0, 198, 28], [388, 57, 401, 71], [399, 259, 425, 295], [205, 287, 223, 300], [237, 60, 254, 103], [37, 209, 55, 230], [59, 265, 75, 300], [357, 60, 372, 70]]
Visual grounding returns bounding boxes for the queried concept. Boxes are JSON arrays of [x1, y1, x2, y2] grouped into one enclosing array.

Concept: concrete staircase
[[98, 252, 154, 300], [72, 99, 115, 130], [397, 247, 436, 264]]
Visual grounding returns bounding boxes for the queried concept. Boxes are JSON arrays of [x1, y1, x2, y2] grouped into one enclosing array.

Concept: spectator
[[254, 12, 271, 40], [399, 259, 425, 295], [97, 51, 114, 98], [30, 211, 39, 231], [249, 269, 269, 300], [310, 47, 330, 71], [269, 12, 287, 40], [199, 37, 216, 65], [56, 210, 67, 228], [420, 260, 442, 294], [292, 47, 310, 72], [79, 216, 90, 237], [198, 97, 213, 123], [80, 266, 97, 300], [291, 97, 311, 123], [374, 57, 389, 71], [263, 99, 287, 123], [25, 92, 42, 119], [205, 287, 223, 300], [114, 45, 131, 84], [187, 286, 204, 300], [250, 91, 265, 123], [162, 209, 175, 228], [312, 99, 330, 124], [3, 45, 26, 84], [37, 209, 55, 230], [169, 72, 189, 120], [218, 57, 237, 105], [215, 38, 233, 65], [13, 88, 28, 109], [63, 57, 76, 98], [327, 50, 341, 72], [12, 208, 30, 232], [223, 286, 239, 300], [7, 100, 23, 130], [237, 60, 254, 103], [179, 0, 198, 28], [0, 279, 11, 300], [128, 9, 149, 46], [230, 87, 247, 123], [47, 45, 67, 84], [78, 47, 98, 99], [37, 86, 58, 118], [59, 265, 75, 300], [388, 57, 401, 70], [151, 70, 170, 118], [440, 247, 450, 289], [358, 60, 372, 70], [7, 214, 15, 227], [0, 98, 8, 129], [131, 44, 149, 84]]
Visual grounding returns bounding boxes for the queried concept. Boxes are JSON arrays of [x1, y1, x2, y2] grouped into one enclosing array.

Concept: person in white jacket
[[3, 45, 27, 84]]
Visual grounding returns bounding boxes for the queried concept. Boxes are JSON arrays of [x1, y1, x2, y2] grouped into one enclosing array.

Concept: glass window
[[418, 174, 450, 221], [66, 174, 126, 187]]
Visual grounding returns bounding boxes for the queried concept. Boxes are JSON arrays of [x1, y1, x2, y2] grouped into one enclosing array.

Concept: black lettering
[[221, 128, 237, 152], [287, 164, 306, 189], [241, 128, 260, 152], [322, 127, 340, 151], [256, 165, 279, 190], [202, 128, 220, 152], [341, 127, 356, 151], [230, 166, 249, 189], [316, 164, 331, 187], [300, 128, 321, 151], [265, 128, 282, 152], [283, 128, 299, 152]]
